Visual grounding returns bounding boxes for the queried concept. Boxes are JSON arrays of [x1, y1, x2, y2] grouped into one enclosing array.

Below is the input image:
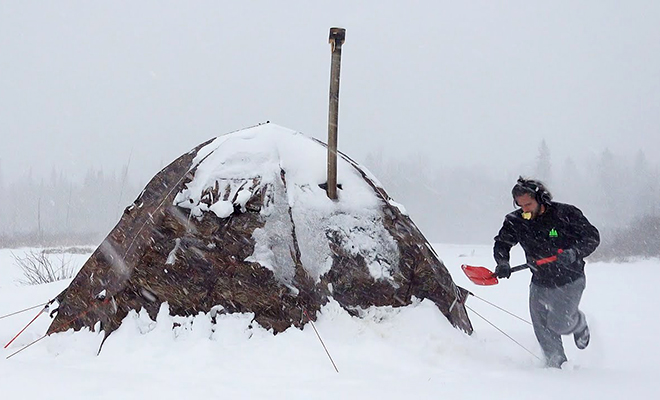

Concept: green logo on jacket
[[549, 228, 559, 238]]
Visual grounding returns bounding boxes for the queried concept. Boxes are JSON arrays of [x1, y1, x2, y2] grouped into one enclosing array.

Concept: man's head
[[512, 177, 552, 219], [514, 192, 543, 220]]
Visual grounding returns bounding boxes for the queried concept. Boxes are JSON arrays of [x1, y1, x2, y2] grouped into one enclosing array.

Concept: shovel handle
[[506, 249, 564, 274], [535, 249, 563, 266], [510, 264, 529, 273]]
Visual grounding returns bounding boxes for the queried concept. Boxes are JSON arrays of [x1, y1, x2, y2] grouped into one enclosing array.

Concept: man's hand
[[557, 248, 578, 266], [494, 262, 512, 279]]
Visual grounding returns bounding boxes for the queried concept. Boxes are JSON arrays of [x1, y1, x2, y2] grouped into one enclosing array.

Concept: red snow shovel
[[461, 250, 563, 286]]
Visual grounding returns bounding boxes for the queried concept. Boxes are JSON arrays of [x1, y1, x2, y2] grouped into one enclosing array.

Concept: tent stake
[[4, 299, 54, 349], [302, 307, 339, 373], [6, 334, 47, 359]]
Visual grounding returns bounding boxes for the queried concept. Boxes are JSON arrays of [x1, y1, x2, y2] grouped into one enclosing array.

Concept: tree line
[[0, 164, 140, 248], [1, 142, 658, 260]]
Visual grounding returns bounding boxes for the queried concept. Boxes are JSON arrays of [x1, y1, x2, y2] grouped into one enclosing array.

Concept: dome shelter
[[48, 123, 473, 340]]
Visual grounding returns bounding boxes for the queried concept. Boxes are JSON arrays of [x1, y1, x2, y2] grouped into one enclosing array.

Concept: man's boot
[[546, 354, 567, 369], [573, 311, 590, 350]]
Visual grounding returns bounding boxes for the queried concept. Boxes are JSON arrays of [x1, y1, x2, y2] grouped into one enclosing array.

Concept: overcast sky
[[1, 1, 659, 186]]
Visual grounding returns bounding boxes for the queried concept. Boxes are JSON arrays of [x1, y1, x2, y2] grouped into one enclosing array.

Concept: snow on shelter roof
[[172, 122, 400, 289]]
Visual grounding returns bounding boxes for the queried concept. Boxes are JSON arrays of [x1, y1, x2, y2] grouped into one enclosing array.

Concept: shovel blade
[[461, 265, 499, 286]]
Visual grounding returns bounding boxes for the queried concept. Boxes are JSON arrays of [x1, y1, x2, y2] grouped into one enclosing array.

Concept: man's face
[[515, 193, 542, 220]]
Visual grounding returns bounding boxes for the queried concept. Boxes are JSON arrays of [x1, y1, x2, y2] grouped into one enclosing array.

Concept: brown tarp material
[[48, 128, 473, 338]]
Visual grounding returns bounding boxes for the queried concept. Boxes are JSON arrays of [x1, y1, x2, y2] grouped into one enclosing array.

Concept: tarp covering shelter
[[48, 123, 473, 338]]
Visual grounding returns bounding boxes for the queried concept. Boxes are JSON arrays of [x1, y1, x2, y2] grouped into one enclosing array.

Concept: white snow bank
[[2, 245, 659, 399]]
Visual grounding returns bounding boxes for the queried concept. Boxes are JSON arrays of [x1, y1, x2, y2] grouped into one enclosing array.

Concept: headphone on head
[[512, 176, 552, 206]]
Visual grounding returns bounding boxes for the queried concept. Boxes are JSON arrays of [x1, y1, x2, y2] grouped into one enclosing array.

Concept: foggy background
[[1, 2, 659, 252]]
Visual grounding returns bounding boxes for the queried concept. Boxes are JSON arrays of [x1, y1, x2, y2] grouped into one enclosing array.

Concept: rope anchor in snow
[[3, 299, 56, 350], [466, 293, 541, 361]]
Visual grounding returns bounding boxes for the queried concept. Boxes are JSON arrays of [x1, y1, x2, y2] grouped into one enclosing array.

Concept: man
[[493, 177, 600, 368]]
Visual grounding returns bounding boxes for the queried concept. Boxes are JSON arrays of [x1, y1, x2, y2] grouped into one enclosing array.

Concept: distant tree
[[37, 179, 44, 242], [534, 139, 552, 184], [0, 158, 4, 191], [631, 150, 656, 217], [49, 165, 58, 186], [0, 159, 5, 235], [117, 155, 132, 219], [66, 182, 73, 232], [652, 167, 660, 216], [556, 156, 582, 202], [595, 148, 631, 228], [364, 149, 385, 182]]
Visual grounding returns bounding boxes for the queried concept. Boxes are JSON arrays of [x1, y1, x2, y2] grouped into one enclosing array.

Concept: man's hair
[[512, 176, 552, 206]]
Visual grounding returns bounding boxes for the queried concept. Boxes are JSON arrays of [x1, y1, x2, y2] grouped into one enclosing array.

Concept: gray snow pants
[[529, 277, 586, 366]]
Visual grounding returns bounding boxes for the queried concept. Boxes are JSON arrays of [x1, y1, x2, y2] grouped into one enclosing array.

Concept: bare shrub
[[13, 250, 77, 285]]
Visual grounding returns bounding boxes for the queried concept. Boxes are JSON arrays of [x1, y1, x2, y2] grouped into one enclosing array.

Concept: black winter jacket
[[493, 202, 600, 287]]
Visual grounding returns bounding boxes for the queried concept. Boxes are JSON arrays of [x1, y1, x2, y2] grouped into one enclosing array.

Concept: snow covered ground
[[1, 244, 658, 399]]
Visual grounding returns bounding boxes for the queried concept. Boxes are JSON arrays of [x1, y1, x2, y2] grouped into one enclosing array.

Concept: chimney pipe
[[326, 27, 345, 200]]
